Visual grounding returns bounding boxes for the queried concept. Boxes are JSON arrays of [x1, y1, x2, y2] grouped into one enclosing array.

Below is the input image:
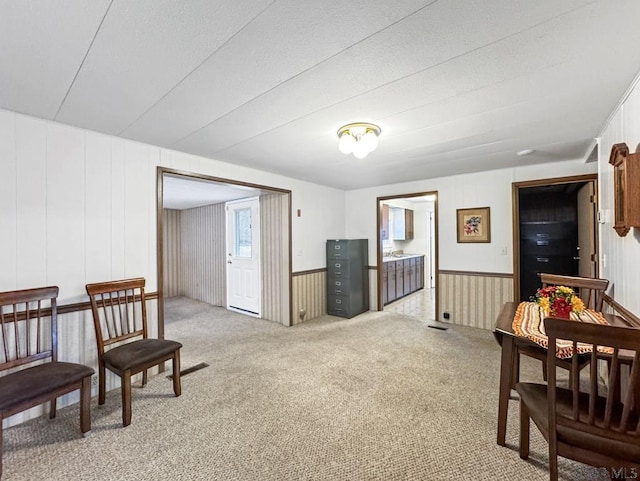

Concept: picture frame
[[456, 207, 491, 243]]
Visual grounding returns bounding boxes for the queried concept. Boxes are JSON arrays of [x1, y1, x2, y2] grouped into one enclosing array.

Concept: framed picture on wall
[[456, 207, 491, 243]]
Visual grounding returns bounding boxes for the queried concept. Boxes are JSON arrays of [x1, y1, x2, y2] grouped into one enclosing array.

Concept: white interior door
[[226, 197, 261, 317]]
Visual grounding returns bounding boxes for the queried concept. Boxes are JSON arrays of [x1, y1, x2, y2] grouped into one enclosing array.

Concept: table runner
[[512, 301, 609, 359]]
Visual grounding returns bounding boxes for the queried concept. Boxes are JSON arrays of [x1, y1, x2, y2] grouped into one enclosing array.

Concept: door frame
[[511, 173, 598, 301], [156, 167, 292, 333], [376, 191, 439, 314]]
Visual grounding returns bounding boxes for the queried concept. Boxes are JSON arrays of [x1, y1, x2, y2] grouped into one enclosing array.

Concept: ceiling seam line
[[167, 0, 441, 146], [202, 2, 600, 155], [116, 0, 278, 137], [53, 0, 114, 121]]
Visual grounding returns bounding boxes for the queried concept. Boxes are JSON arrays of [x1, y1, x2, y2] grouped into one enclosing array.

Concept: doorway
[[376, 192, 439, 320], [513, 174, 598, 301], [156, 167, 292, 331]]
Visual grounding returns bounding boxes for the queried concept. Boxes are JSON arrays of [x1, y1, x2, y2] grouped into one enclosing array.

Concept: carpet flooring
[[1, 297, 609, 480]]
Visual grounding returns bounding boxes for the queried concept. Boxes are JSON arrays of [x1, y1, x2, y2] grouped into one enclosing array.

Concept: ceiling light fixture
[[337, 122, 381, 159]]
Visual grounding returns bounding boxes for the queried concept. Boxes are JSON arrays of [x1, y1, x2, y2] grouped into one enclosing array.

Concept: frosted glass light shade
[[352, 149, 369, 159], [361, 131, 379, 152], [338, 132, 356, 154], [336, 122, 381, 159]]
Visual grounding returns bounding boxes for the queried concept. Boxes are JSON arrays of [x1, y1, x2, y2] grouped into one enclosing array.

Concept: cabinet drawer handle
[[536, 233, 549, 238], [536, 257, 549, 263], [536, 240, 549, 246]]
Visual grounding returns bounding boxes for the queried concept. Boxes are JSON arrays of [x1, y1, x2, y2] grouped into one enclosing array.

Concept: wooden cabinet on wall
[[381, 204, 390, 240], [391, 208, 414, 240], [405, 209, 414, 240], [609, 142, 640, 237], [383, 255, 424, 305]]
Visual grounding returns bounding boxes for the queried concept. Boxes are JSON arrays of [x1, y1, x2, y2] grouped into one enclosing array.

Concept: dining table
[[493, 301, 633, 447]]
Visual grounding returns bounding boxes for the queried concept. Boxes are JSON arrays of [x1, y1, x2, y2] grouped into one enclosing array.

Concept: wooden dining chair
[[516, 317, 640, 480], [85, 278, 182, 427], [0, 286, 94, 478], [514, 273, 610, 386]]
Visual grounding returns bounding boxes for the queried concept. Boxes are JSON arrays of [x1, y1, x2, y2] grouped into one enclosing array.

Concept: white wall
[[597, 72, 640, 315], [0, 109, 345, 301], [345, 161, 598, 273]]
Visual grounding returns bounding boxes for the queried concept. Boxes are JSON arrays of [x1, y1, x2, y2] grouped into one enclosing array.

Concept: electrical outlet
[[91, 375, 98, 387]]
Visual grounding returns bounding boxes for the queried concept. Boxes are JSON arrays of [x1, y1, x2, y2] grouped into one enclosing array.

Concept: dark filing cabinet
[[326, 239, 369, 318]]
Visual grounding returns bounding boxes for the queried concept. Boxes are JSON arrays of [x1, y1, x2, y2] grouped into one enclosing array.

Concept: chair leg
[[172, 350, 182, 397], [80, 376, 92, 434], [49, 397, 57, 419], [549, 446, 558, 481], [1, 413, 4, 479], [98, 363, 106, 406], [121, 370, 132, 427], [519, 399, 530, 460], [142, 370, 148, 387], [511, 349, 520, 389]]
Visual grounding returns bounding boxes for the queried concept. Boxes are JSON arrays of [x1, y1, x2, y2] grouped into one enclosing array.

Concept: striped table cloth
[[512, 301, 609, 359]]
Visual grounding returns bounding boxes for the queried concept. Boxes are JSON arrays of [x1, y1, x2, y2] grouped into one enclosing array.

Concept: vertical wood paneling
[[0, 110, 17, 290], [292, 271, 326, 325], [261, 194, 290, 326], [85, 131, 112, 283], [163, 209, 181, 297], [16, 115, 47, 289], [438, 272, 513, 330], [180, 203, 226, 305], [124, 142, 149, 279], [46, 122, 85, 298], [110, 138, 126, 280]]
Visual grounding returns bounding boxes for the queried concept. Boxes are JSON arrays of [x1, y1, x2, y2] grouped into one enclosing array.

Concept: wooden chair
[[85, 278, 182, 427], [0, 286, 94, 478], [539, 273, 609, 311], [516, 317, 640, 480], [514, 273, 610, 385]]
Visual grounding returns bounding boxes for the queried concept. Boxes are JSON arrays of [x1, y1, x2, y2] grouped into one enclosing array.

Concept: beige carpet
[[2, 297, 608, 480]]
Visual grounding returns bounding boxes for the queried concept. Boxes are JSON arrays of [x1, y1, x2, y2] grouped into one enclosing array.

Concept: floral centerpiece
[[531, 285, 585, 319]]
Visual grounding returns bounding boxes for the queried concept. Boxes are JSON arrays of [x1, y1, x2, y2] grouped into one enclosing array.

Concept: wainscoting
[[438, 270, 513, 330], [292, 268, 379, 325], [292, 270, 326, 325], [4, 298, 161, 428]]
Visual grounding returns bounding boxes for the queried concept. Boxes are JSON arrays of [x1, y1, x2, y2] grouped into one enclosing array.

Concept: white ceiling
[[162, 175, 266, 210], [3, 1, 640, 191]]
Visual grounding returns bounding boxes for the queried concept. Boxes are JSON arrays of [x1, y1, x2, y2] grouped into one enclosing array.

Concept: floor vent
[[427, 323, 448, 331], [167, 362, 209, 379]]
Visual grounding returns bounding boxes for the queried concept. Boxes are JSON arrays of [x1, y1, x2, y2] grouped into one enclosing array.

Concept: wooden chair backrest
[[545, 318, 640, 452], [0, 286, 58, 372], [86, 278, 148, 356], [540, 273, 609, 311]]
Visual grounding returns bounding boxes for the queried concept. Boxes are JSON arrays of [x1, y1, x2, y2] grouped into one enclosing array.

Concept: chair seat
[[0, 362, 94, 412], [103, 338, 182, 372], [516, 382, 640, 462]]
